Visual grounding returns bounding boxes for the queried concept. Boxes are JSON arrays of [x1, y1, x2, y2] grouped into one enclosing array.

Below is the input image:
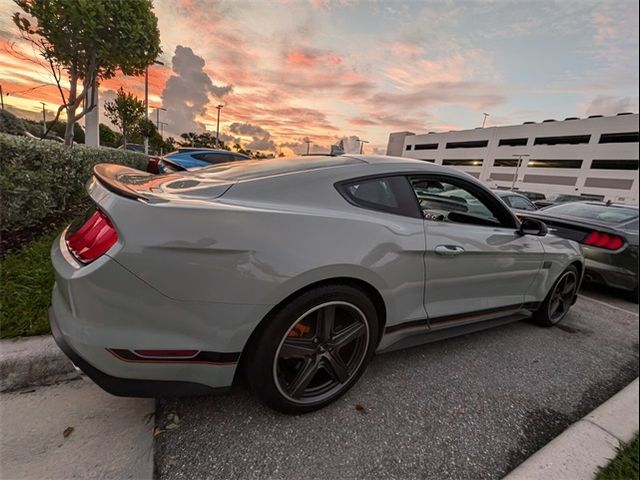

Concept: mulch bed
[[0, 202, 88, 259]]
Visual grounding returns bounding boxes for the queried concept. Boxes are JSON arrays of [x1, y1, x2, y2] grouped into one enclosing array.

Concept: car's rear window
[[195, 155, 364, 181], [543, 203, 638, 225]]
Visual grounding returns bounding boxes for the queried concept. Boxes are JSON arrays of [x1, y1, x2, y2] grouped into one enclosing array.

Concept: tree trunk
[[64, 108, 76, 146]]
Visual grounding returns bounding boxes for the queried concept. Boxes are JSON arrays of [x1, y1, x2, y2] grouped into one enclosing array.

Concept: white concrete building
[[387, 113, 639, 203]]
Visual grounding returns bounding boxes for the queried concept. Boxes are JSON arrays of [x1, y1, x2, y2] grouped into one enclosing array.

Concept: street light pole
[[158, 121, 169, 155], [304, 139, 311, 155], [144, 60, 164, 155], [40, 102, 46, 135], [482, 113, 489, 128], [359, 139, 369, 154], [215, 104, 223, 148], [511, 153, 530, 190], [155, 107, 167, 130]]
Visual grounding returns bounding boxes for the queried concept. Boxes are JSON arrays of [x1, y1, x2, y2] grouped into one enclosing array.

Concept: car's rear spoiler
[[93, 164, 158, 201], [92, 164, 233, 204]]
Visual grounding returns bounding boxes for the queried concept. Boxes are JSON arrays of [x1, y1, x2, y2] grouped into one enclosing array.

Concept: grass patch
[[0, 229, 59, 338], [597, 434, 639, 480]]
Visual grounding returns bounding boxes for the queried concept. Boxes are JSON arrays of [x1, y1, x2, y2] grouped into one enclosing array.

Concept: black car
[[518, 190, 546, 202], [534, 193, 602, 209], [521, 201, 639, 301]]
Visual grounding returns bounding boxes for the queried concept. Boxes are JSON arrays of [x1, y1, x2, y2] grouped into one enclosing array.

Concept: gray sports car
[[50, 155, 583, 413], [520, 201, 638, 301]]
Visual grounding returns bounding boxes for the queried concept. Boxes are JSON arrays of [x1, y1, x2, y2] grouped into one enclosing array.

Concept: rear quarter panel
[[102, 165, 428, 329]]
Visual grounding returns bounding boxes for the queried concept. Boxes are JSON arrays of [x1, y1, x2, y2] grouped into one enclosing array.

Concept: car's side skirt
[[379, 305, 535, 354]]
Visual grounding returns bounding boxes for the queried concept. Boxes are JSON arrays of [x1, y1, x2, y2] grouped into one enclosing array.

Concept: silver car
[[50, 155, 583, 413]]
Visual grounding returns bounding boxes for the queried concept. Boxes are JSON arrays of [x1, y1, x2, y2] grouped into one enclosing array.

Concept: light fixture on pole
[[511, 153, 530, 190], [154, 106, 167, 130], [144, 60, 164, 155], [215, 104, 224, 147], [482, 113, 489, 128], [359, 139, 369, 154]]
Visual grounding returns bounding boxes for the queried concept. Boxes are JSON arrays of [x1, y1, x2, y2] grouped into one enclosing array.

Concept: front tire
[[246, 284, 379, 414], [534, 265, 579, 327]]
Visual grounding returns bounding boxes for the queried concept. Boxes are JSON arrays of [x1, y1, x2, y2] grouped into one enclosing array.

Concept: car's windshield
[[543, 203, 638, 225]]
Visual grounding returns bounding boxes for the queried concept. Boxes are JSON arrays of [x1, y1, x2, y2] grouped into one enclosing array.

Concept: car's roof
[[544, 200, 639, 210], [492, 190, 529, 199], [186, 154, 454, 182]]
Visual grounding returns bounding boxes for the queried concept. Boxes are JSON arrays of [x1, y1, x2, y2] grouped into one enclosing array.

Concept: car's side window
[[409, 176, 515, 228], [337, 176, 421, 217], [193, 153, 237, 164], [509, 195, 536, 211]]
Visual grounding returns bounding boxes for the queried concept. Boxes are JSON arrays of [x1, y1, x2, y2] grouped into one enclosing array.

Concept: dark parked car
[[159, 148, 251, 172], [517, 191, 546, 202], [534, 193, 602, 209], [521, 201, 638, 301], [493, 190, 538, 213]]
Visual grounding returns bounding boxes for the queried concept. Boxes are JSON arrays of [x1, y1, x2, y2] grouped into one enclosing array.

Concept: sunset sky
[[1, 0, 638, 154]]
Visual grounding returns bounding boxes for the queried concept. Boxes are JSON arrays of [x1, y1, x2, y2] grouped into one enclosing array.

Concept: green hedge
[[0, 132, 147, 233]]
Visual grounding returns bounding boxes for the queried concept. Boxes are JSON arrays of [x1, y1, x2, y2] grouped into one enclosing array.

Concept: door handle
[[435, 245, 465, 256]]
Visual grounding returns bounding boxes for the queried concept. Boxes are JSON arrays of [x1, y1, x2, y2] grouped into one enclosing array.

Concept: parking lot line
[[578, 294, 639, 316]]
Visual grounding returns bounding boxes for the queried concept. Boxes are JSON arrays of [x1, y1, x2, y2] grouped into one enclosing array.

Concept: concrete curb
[[505, 378, 639, 479], [0, 334, 80, 392]]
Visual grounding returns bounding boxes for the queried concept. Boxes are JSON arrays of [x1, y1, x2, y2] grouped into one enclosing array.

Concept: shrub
[[0, 132, 147, 233], [0, 110, 28, 136]]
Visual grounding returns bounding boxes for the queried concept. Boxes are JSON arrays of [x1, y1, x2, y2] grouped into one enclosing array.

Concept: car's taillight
[[65, 210, 118, 263], [582, 231, 624, 250]]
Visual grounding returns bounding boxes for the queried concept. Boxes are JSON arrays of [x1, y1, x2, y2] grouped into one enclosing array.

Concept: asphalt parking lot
[[155, 287, 639, 480]]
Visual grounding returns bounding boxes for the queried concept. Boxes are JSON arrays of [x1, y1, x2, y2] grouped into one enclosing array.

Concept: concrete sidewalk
[[0, 379, 154, 479], [506, 378, 639, 480]]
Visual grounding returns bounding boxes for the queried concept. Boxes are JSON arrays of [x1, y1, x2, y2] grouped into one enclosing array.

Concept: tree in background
[[164, 137, 177, 153], [99, 123, 121, 149], [178, 132, 229, 149], [104, 87, 145, 148], [13, 0, 161, 146], [46, 119, 84, 144]]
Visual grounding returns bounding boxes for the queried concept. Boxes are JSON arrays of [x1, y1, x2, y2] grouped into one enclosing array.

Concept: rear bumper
[[49, 229, 272, 397], [49, 306, 223, 397], [584, 258, 637, 292]]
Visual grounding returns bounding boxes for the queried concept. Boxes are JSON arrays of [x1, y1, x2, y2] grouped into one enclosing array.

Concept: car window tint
[[410, 178, 502, 226], [337, 176, 421, 218], [346, 179, 399, 208], [509, 195, 536, 211]]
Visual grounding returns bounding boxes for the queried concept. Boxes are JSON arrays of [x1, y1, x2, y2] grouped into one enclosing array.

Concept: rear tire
[[246, 284, 379, 414], [534, 265, 579, 327]]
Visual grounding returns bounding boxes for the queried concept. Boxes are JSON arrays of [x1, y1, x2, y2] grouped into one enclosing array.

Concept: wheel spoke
[[323, 351, 349, 383], [330, 322, 366, 350], [562, 278, 576, 296], [549, 297, 560, 316], [288, 356, 321, 397], [280, 337, 316, 359], [317, 306, 335, 341]]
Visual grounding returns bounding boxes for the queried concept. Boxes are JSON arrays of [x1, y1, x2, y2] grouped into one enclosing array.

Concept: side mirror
[[519, 218, 548, 236]]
